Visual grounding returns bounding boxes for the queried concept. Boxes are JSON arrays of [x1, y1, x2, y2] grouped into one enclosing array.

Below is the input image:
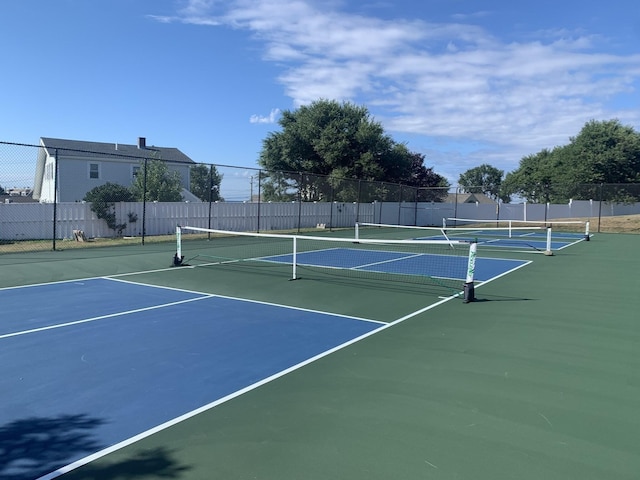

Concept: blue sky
[[2, 0, 640, 189]]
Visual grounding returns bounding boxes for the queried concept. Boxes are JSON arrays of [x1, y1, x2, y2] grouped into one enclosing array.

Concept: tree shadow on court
[[65, 447, 192, 479], [0, 414, 190, 480], [0, 413, 105, 480]]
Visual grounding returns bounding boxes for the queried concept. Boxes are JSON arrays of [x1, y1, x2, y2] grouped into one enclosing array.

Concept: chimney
[[138, 137, 146, 149]]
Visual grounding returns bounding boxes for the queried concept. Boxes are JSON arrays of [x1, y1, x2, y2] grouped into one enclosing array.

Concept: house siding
[[35, 138, 194, 203]]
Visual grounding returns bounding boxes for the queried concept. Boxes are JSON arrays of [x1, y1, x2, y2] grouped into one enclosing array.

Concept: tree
[[563, 119, 640, 193], [131, 159, 183, 202], [502, 149, 561, 203], [405, 153, 450, 202], [258, 99, 420, 201], [458, 164, 508, 202], [84, 182, 135, 235], [190, 164, 223, 202], [503, 119, 640, 202]]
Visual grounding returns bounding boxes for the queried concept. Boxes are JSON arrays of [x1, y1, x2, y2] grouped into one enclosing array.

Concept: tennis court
[[1, 228, 639, 480]]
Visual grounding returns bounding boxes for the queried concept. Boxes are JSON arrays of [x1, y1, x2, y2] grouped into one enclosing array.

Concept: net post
[[463, 241, 477, 303], [173, 225, 185, 266], [544, 227, 554, 256], [355, 222, 360, 241], [585, 221, 590, 241]]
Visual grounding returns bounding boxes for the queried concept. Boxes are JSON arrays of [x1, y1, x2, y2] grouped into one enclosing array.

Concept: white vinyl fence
[[1, 199, 639, 241]]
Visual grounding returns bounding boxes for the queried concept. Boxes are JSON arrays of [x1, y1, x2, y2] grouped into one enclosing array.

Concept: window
[[45, 162, 54, 180], [89, 163, 100, 179], [132, 165, 141, 180]]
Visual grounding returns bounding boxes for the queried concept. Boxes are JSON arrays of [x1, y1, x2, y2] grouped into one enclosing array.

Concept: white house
[[33, 137, 198, 203]]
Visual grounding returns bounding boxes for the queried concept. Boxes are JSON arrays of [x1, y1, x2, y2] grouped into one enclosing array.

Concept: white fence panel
[[2, 199, 640, 241], [0, 203, 54, 240]]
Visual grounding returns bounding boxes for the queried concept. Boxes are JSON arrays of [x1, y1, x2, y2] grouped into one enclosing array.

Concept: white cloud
[[157, 0, 640, 175], [250, 108, 281, 124]]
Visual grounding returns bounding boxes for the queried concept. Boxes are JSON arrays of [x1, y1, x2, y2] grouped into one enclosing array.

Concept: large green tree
[[258, 99, 441, 201], [458, 164, 508, 202], [190, 164, 223, 202], [131, 159, 183, 202], [406, 153, 450, 202], [503, 119, 640, 202]]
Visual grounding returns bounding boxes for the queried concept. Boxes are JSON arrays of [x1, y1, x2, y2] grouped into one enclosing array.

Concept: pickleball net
[[174, 226, 478, 301], [444, 218, 590, 240], [355, 219, 590, 253], [356, 221, 553, 253]]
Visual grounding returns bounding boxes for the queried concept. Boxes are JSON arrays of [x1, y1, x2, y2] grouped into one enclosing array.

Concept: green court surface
[[2, 232, 639, 480]]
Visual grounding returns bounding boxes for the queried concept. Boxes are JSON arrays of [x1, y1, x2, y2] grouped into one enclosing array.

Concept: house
[[33, 137, 197, 203], [1, 190, 37, 204], [444, 192, 497, 204]]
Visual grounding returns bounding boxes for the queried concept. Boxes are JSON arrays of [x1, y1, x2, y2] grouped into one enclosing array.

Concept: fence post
[[328, 183, 335, 231], [597, 183, 604, 233], [207, 165, 214, 239], [397, 184, 402, 225], [52, 149, 59, 250], [356, 180, 362, 223], [142, 158, 148, 245], [413, 187, 418, 226], [297, 173, 303, 233], [257, 171, 262, 233]]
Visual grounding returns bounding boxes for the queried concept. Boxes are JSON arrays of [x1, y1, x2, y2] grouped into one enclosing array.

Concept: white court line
[[103, 277, 385, 325], [0, 295, 214, 340], [352, 252, 424, 270]]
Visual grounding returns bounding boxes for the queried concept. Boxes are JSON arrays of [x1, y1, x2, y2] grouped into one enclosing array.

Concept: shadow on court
[[470, 296, 537, 302], [0, 413, 190, 480], [61, 447, 191, 480], [0, 414, 104, 480]]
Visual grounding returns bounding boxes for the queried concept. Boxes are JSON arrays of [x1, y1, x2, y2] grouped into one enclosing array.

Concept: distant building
[[445, 192, 497, 204], [7, 187, 33, 197], [33, 137, 196, 203], [1, 191, 36, 204]]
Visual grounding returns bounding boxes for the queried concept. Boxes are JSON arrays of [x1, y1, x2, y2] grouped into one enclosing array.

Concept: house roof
[[39, 137, 195, 164], [1, 194, 37, 204], [445, 192, 497, 204]]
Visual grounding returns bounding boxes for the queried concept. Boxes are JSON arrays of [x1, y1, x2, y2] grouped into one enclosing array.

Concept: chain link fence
[[1, 140, 639, 254]]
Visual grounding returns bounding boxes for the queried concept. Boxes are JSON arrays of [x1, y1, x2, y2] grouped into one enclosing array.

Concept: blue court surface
[[261, 248, 529, 282], [0, 278, 385, 480]]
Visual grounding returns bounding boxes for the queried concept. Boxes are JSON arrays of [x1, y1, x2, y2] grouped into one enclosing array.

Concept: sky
[[2, 0, 640, 189]]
